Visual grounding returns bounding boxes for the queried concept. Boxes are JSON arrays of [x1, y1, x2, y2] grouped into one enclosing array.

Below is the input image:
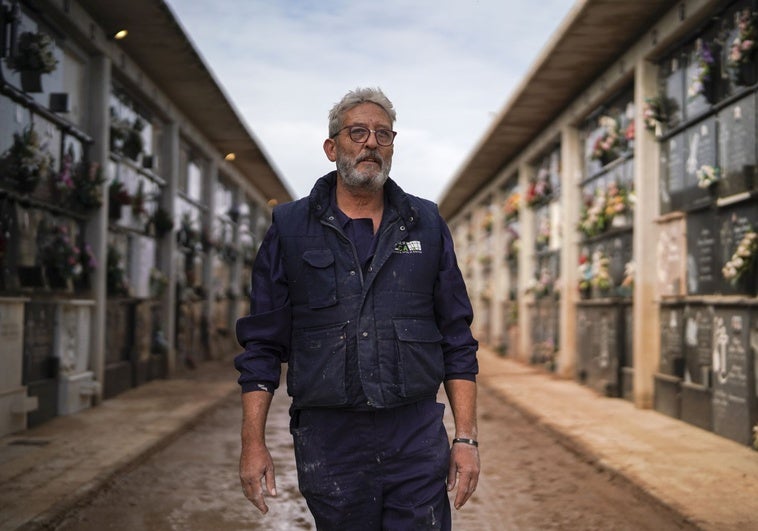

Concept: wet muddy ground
[[55, 380, 696, 530]]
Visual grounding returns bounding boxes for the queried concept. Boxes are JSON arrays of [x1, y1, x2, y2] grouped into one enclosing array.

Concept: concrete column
[[229, 183, 243, 331], [490, 187, 506, 350], [471, 204, 486, 341], [518, 163, 536, 363], [632, 58, 661, 409], [202, 159, 218, 358], [161, 121, 180, 376], [86, 53, 110, 403], [558, 126, 582, 378]]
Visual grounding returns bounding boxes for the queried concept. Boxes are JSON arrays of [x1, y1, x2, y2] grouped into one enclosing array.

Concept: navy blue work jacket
[[235, 172, 478, 409]]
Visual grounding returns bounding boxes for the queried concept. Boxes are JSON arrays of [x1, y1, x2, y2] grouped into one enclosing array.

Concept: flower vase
[[74, 274, 91, 293], [703, 80, 717, 105], [737, 260, 757, 296], [737, 58, 757, 87], [45, 267, 71, 291], [13, 170, 40, 194], [579, 286, 591, 300], [109, 201, 123, 221], [20, 70, 43, 93], [593, 286, 611, 299], [611, 212, 631, 228]]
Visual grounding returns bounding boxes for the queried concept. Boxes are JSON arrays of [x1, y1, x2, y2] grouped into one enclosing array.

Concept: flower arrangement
[[727, 9, 757, 75], [71, 161, 105, 210], [722, 229, 757, 285], [39, 221, 82, 283], [109, 179, 132, 206], [591, 251, 613, 293], [177, 213, 199, 252], [481, 212, 494, 233], [696, 165, 720, 189], [578, 188, 607, 238], [478, 254, 493, 267], [528, 266, 554, 299], [578, 252, 593, 295], [536, 215, 551, 248], [619, 260, 635, 297], [1, 125, 54, 194], [605, 182, 633, 225], [688, 39, 715, 100], [526, 170, 552, 207], [79, 243, 97, 278], [624, 120, 635, 143], [51, 149, 75, 196], [6, 31, 58, 73], [131, 181, 147, 218], [109, 111, 145, 161], [149, 206, 174, 237], [590, 116, 621, 165], [642, 96, 674, 136], [503, 192, 520, 221], [106, 245, 130, 296]]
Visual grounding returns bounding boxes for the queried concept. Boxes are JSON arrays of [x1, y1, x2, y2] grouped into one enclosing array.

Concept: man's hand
[[446, 442, 480, 510], [240, 443, 277, 513]]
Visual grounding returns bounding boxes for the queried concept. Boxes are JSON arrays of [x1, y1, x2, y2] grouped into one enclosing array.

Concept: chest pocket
[[302, 249, 337, 309]]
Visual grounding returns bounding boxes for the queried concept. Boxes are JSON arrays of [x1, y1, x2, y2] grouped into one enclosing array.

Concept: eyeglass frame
[[330, 125, 398, 146]]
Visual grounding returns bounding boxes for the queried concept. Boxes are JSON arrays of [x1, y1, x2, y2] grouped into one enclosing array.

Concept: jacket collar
[[308, 171, 416, 226]]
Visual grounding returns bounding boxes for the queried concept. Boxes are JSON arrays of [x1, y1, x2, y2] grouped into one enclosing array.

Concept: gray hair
[[328, 87, 396, 137]]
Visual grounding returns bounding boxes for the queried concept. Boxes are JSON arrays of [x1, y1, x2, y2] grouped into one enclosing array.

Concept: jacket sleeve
[[433, 214, 479, 381], [234, 223, 291, 393]]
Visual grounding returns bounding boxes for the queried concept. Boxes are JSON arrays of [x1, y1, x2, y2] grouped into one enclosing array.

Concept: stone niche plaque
[[681, 304, 715, 431], [576, 306, 621, 397], [717, 94, 756, 197], [682, 117, 717, 210], [686, 209, 720, 295], [711, 307, 757, 446], [717, 201, 758, 296], [661, 132, 685, 214], [684, 304, 714, 385], [658, 215, 686, 297], [23, 301, 58, 427], [0, 298, 28, 390], [684, 45, 713, 120], [659, 305, 684, 376], [663, 55, 684, 129]]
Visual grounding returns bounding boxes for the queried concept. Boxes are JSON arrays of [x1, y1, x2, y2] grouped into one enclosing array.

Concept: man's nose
[[364, 130, 380, 148]]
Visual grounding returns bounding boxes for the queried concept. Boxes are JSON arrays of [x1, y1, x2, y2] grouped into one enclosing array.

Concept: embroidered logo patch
[[394, 240, 422, 253]]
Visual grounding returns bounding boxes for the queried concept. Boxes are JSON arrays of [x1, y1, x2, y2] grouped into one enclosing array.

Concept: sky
[[163, 0, 577, 201]]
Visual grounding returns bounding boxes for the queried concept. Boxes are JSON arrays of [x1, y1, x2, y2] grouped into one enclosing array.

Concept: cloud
[[166, 0, 575, 201]]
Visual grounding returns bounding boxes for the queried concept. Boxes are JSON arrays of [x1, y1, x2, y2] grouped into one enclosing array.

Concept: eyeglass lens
[[348, 127, 395, 146]]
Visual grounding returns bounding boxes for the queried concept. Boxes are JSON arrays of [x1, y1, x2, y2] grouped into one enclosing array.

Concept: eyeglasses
[[331, 125, 397, 146]]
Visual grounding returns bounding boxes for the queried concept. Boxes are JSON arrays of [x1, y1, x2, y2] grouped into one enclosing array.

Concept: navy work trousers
[[290, 399, 451, 530]]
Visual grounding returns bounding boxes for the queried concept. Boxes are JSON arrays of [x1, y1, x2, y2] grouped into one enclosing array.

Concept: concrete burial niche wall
[[711, 307, 758, 446], [576, 304, 625, 397], [0, 297, 36, 437]]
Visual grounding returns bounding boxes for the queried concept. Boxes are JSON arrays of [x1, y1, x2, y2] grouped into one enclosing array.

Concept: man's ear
[[323, 138, 337, 162]]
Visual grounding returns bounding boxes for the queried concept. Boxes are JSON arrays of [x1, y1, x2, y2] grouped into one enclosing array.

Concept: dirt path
[[56, 381, 696, 530]]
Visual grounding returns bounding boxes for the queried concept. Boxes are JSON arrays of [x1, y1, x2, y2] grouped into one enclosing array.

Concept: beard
[[336, 149, 391, 192]]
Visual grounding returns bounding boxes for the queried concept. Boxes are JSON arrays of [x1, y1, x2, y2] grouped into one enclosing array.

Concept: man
[[235, 87, 479, 530]]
